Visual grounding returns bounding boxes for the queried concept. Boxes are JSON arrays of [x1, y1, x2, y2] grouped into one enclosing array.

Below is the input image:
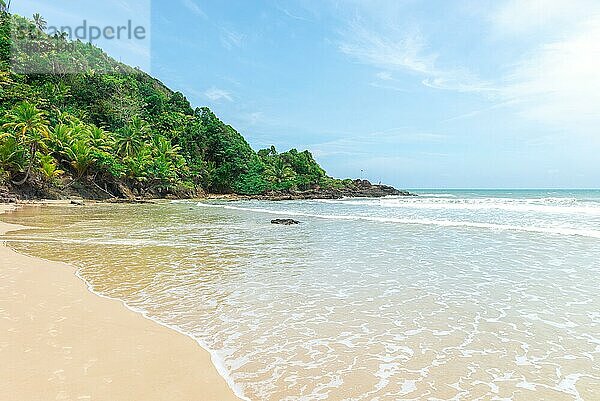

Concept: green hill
[[0, 10, 403, 200]]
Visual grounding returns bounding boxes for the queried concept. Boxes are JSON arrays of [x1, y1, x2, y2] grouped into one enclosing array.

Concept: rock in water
[[271, 219, 301, 225]]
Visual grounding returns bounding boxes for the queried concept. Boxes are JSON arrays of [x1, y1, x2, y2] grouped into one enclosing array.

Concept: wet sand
[[0, 205, 242, 401]]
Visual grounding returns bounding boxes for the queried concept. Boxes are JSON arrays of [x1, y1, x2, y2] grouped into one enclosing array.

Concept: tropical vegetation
[[0, 10, 354, 198]]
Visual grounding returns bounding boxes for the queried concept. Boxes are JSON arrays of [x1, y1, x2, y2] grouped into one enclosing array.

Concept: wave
[[198, 203, 600, 239], [0, 236, 195, 248], [314, 197, 600, 216], [414, 193, 457, 198]]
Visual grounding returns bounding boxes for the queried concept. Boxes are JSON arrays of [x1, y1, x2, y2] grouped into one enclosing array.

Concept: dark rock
[[354, 179, 373, 188], [271, 219, 301, 225], [70, 200, 85, 206], [0, 186, 18, 203]]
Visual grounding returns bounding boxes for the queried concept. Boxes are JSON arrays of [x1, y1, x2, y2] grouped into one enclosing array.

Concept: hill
[[0, 11, 408, 201]]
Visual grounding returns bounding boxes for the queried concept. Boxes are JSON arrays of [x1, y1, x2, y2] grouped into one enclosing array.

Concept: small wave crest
[[198, 203, 600, 239], [417, 193, 458, 198], [314, 197, 600, 216]]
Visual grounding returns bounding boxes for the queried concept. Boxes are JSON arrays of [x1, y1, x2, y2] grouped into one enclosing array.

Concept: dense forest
[[0, 10, 403, 200]]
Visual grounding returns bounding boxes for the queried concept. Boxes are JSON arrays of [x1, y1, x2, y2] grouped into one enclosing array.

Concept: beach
[[2, 192, 599, 400], [0, 204, 241, 401]]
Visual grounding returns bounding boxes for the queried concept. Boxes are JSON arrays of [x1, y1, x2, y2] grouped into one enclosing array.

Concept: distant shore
[[0, 204, 243, 401]]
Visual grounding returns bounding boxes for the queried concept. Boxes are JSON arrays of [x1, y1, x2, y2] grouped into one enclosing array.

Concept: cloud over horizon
[[494, 3, 600, 130], [336, 0, 600, 133]]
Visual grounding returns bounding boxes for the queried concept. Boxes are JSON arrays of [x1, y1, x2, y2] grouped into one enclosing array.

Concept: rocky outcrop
[[0, 186, 18, 203], [271, 219, 301, 225], [0, 176, 204, 202], [235, 180, 414, 201]]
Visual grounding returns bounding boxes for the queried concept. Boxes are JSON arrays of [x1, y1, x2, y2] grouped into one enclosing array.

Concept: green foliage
[[115, 117, 147, 157], [0, 11, 346, 197], [64, 139, 95, 178], [258, 146, 328, 191], [3, 101, 50, 141], [195, 107, 267, 193], [2, 102, 50, 183], [38, 154, 63, 182], [0, 135, 26, 172], [0, 11, 11, 64]]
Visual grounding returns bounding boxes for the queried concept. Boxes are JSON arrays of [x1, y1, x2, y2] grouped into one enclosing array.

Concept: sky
[[12, 0, 600, 188]]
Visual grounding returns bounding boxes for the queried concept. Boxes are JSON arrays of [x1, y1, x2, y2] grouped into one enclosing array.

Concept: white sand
[[0, 205, 242, 401]]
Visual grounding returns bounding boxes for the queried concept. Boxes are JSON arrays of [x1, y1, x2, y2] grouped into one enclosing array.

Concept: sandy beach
[[0, 205, 241, 401]]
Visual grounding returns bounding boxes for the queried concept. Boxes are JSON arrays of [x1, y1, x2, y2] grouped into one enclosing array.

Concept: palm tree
[[66, 122, 87, 141], [0, 136, 26, 172], [87, 125, 112, 151], [152, 136, 181, 159], [49, 123, 72, 155], [0, 0, 10, 13], [2, 102, 50, 185], [64, 140, 95, 179], [266, 158, 296, 184], [129, 116, 151, 139], [38, 154, 64, 182], [53, 31, 68, 41], [115, 117, 148, 157], [126, 145, 151, 181], [32, 13, 47, 32], [116, 126, 142, 157]]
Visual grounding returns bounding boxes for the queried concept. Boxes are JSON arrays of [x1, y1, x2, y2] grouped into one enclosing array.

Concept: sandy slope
[[0, 205, 242, 401]]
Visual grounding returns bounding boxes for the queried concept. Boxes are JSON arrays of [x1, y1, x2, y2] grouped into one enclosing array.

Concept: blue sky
[[13, 1, 600, 188]]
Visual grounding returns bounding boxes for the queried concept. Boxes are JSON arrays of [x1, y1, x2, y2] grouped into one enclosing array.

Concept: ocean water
[[3, 189, 600, 400]]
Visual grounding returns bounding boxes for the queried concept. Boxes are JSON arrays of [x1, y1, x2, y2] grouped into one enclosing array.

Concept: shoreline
[[0, 188, 415, 209], [0, 204, 245, 401], [1, 179, 414, 204]]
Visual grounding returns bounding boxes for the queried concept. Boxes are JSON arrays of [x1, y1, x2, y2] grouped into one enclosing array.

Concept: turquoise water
[[413, 189, 600, 200], [3, 189, 600, 400]]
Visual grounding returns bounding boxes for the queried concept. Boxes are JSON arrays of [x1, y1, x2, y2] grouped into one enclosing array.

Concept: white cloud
[[339, 23, 496, 93], [339, 24, 433, 74], [498, 9, 600, 127], [276, 4, 312, 22], [370, 71, 408, 92], [309, 128, 447, 157], [181, 0, 207, 19], [490, 0, 597, 37], [220, 28, 244, 50], [344, 0, 600, 129], [375, 71, 393, 81], [204, 87, 233, 102]]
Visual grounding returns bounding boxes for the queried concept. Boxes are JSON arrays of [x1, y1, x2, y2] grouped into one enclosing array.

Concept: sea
[[2, 189, 600, 400]]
